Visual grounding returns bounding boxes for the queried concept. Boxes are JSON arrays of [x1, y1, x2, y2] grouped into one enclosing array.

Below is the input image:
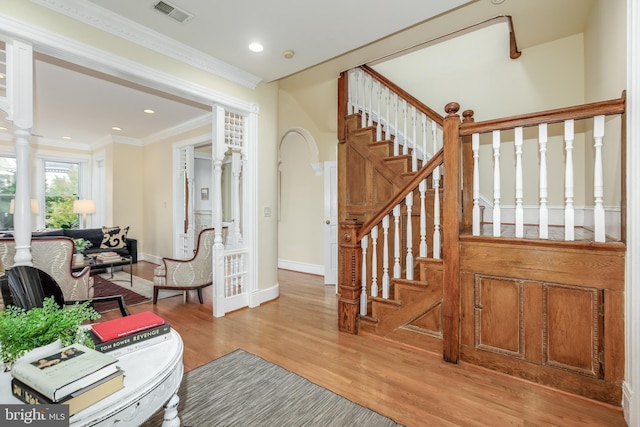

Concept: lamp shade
[[9, 199, 39, 214], [73, 199, 96, 214]]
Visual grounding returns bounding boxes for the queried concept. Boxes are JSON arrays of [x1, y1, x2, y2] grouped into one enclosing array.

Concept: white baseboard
[[249, 282, 279, 308], [277, 259, 324, 276], [139, 253, 162, 265]]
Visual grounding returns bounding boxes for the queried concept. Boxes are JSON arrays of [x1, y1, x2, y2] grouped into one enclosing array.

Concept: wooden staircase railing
[[338, 65, 626, 369]]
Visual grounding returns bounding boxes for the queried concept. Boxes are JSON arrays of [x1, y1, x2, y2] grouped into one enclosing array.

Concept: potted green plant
[[0, 297, 101, 368], [73, 238, 92, 265]]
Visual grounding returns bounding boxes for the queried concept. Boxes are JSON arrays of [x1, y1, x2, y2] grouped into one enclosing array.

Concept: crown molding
[[29, 0, 262, 89], [143, 112, 212, 145], [0, 13, 255, 113], [32, 136, 92, 151]]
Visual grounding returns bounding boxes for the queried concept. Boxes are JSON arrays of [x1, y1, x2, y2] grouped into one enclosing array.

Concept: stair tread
[[369, 296, 402, 306]]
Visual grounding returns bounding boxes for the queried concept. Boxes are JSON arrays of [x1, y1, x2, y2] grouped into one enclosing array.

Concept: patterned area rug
[[91, 273, 150, 312], [91, 271, 182, 312], [141, 349, 403, 427]]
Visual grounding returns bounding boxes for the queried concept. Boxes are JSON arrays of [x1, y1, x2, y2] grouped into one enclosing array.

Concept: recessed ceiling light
[[62, 136, 72, 140], [249, 42, 264, 53], [144, 109, 155, 114], [491, 0, 505, 4], [282, 50, 295, 59], [112, 126, 122, 131]]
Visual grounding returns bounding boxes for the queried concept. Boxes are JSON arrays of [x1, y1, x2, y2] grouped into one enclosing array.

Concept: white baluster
[[403, 100, 408, 155], [347, 70, 354, 114], [422, 113, 428, 163], [386, 88, 391, 140], [472, 133, 481, 236], [376, 81, 382, 141], [433, 166, 441, 259], [358, 71, 366, 128], [360, 235, 369, 315], [382, 216, 390, 299], [432, 119, 438, 157], [371, 226, 379, 297], [539, 123, 549, 239], [393, 205, 401, 278], [412, 107, 418, 172], [360, 236, 369, 316], [405, 192, 414, 280], [367, 75, 373, 127], [492, 130, 501, 237], [393, 94, 399, 156], [515, 127, 524, 238], [564, 119, 575, 241], [593, 115, 605, 242], [419, 179, 427, 257]]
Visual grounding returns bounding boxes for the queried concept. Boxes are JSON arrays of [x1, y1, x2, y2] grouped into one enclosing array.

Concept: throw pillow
[[100, 226, 129, 249]]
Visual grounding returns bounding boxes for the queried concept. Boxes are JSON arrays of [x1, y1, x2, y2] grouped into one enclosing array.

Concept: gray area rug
[[142, 349, 402, 427]]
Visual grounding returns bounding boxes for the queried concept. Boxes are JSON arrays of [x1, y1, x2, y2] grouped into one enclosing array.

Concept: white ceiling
[[1, 0, 594, 147], [86, 0, 471, 83]]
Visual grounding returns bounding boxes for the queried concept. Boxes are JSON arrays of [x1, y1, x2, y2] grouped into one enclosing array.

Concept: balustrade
[[462, 98, 624, 243], [338, 66, 624, 340]]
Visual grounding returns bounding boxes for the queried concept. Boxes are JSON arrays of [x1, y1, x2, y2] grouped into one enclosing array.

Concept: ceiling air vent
[[153, 1, 192, 23]]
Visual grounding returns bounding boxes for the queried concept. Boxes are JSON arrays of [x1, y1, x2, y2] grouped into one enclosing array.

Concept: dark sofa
[[12, 227, 138, 263]]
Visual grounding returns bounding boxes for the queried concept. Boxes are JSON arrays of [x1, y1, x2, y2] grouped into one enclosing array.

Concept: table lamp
[[73, 199, 96, 229]]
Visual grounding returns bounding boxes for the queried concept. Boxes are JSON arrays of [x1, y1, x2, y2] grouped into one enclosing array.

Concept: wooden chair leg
[[197, 288, 204, 304], [153, 287, 159, 304]]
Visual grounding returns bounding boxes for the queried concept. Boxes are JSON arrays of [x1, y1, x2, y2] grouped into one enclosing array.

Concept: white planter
[[74, 253, 85, 265]]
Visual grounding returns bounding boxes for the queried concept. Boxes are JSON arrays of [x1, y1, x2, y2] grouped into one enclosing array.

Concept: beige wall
[[583, 0, 627, 208], [277, 88, 337, 268], [110, 143, 144, 243], [2, 2, 280, 290], [372, 27, 587, 207]]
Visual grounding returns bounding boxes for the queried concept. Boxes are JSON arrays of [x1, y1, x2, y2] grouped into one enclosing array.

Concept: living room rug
[[91, 276, 149, 312], [91, 271, 183, 312], [141, 349, 403, 427]]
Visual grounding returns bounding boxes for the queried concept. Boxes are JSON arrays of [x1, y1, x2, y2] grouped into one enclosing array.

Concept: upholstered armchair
[[0, 237, 94, 302], [153, 228, 217, 304]]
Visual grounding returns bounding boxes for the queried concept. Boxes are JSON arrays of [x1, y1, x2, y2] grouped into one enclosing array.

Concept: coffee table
[[73, 255, 133, 287], [0, 330, 184, 426]]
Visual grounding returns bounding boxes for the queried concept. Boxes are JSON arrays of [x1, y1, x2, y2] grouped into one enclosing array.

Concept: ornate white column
[[6, 40, 34, 266], [231, 151, 243, 246], [212, 106, 226, 317]]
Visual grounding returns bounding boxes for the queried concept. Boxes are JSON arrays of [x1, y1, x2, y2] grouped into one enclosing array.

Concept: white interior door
[[324, 161, 337, 287]]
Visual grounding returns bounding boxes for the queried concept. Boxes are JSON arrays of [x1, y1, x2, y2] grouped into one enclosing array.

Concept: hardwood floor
[[107, 262, 626, 426]]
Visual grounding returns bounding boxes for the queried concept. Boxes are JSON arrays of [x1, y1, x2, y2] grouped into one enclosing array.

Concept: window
[[0, 157, 16, 231], [44, 161, 80, 229]]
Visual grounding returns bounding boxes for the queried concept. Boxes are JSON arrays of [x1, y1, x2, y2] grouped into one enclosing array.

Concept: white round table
[[1, 329, 184, 426]]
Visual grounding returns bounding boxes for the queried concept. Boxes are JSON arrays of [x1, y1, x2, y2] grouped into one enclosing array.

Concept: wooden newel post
[[442, 102, 461, 363], [338, 220, 363, 334]]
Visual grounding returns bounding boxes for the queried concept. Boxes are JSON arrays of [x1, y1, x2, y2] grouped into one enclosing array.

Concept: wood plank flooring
[[105, 262, 626, 426]]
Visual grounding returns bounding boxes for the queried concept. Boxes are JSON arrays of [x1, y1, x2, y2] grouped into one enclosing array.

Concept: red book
[[91, 311, 166, 342]]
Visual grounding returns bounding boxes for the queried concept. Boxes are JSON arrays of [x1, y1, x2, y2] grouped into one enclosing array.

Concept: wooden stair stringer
[[347, 114, 419, 186], [368, 277, 442, 337]]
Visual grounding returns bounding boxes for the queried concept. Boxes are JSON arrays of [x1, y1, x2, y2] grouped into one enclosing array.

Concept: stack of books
[[95, 252, 122, 263], [90, 311, 171, 358], [11, 343, 124, 416]]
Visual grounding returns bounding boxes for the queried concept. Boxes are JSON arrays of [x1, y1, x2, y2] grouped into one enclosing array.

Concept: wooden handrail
[[356, 148, 444, 242], [460, 97, 625, 135], [506, 15, 521, 59], [360, 65, 445, 126]]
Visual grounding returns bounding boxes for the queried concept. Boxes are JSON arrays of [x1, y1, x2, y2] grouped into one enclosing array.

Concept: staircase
[[337, 65, 626, 406]]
